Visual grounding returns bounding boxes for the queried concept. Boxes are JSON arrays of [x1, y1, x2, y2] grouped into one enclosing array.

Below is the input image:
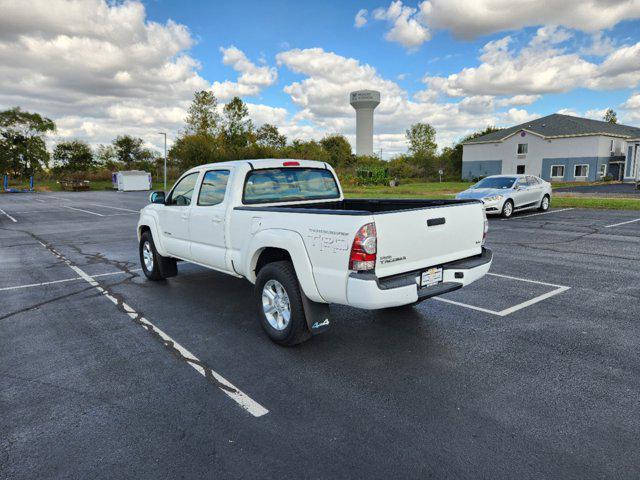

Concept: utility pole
[[158, 132, 167, 191]]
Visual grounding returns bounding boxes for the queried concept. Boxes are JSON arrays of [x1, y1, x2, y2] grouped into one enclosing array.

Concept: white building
[[462, 114, 640, 182]]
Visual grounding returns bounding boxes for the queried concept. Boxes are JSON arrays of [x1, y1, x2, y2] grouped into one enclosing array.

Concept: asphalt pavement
[[1, 191, 639, 479]]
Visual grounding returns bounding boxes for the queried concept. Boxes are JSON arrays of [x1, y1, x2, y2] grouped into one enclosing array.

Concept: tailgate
[[374, 202, 484, 278]]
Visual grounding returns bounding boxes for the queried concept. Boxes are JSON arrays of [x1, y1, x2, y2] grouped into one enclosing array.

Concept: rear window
[[243, 168, 340, 204]]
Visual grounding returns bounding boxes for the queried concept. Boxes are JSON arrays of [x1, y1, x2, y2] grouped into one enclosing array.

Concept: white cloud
[[621, 92, 640, 110], [588, 41, 640, 89], [364, 0, 640, 49], [619, 92, 640, 122], [372, 1, 431, 50], [425, 26, 640, 98], [0, 0, 210, 150], [584, 108, 608, 120], [581, 32, 616, 57], [418, 0, 640, 40], [424, 32, 597, 97], [275, 47, 531, 155], [354, 9, 368, 28], [211, 46, 277, 100]]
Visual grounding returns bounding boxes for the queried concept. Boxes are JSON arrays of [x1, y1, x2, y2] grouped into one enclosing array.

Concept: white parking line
[[433, 272, 570, 317], [0, 208, 17, 222], [0, 269, 142, 292], [604, 218, 640, 228], [62, 205, 105, 216], [502, 208, 574, 220], [87, 203, 140, 213], [36, 239, 269, 418]]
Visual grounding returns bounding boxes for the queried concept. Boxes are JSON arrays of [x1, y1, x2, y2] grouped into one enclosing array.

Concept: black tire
[[139, 231, 164, 281], [538, 194, 550, 212], [501, 199, 514, 218], [255, 261, 311, 346]]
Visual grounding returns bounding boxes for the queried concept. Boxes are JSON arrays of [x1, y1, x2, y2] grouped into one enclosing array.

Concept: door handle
[[181, 213, 189, 220], [211, 216, 223, 223]]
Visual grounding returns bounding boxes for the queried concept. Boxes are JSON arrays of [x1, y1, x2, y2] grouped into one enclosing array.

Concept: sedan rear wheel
[[539, 195, 550, 212]]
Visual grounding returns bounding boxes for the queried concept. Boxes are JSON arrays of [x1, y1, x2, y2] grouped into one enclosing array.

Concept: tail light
[[482, 210, 489, 245], [349, 222, 377, 271]]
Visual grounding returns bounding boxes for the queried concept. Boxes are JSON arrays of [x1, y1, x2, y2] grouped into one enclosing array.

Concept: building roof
[[464, 113, 640, 144]]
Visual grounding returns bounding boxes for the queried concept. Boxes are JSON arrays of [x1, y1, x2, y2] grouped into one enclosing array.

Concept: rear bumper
[[346, 248, 492, 309]]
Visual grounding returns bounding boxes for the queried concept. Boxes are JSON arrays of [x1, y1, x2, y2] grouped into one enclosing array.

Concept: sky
[[1, 0, 640, 158]]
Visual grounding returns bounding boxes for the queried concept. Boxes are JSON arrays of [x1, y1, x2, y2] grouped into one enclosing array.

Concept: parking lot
[[1, 191, 640, 479]]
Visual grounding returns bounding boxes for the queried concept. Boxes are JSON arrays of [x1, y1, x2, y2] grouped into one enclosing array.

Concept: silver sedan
[[455, 175, 552, 218]]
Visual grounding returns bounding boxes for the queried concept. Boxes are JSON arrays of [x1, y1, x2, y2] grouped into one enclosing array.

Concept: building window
[[551, 165, 565, 178], [574, 164, 589, 178], [599, 164, 607, 177], [516, 165, 525, 174], [517, 143, 528, 155]]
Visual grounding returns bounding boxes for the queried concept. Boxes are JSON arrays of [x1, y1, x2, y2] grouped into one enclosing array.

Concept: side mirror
[[149, 191, 165, 204]]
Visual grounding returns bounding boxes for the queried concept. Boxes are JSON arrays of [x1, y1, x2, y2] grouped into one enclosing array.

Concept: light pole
[[158, 132, 167, 192]]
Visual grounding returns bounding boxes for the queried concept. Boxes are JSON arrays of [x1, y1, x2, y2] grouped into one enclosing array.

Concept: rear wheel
[[538, 194, 550, 212], [501, 199, 514, 218], [255, 261, 311, 346]]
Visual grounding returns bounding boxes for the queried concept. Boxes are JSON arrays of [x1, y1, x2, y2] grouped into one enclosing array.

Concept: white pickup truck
[[137, 159, 492, 345]]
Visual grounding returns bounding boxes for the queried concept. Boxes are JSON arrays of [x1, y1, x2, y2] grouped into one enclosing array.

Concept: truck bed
[[236, 198, 480, 215]]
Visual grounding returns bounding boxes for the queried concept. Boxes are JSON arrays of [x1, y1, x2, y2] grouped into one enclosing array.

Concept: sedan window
[[473, 177, 516, 189]]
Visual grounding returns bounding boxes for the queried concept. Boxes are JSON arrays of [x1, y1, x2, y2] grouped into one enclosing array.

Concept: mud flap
[[300, 291, 331, 335], [158, 255, 178, 278]]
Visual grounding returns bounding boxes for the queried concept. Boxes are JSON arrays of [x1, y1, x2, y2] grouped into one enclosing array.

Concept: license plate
[[421, 267, 443, 287]]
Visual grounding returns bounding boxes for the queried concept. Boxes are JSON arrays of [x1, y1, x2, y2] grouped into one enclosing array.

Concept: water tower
[[350, 90, 380, 156]]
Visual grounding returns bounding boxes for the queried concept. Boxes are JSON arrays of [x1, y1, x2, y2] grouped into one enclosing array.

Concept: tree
[[406, 123, 437, 157], [441, 126, 503, 180], [113, 135, 145, 165], [169, 134, 222, 170], [284, 140, 330, 162], [223, 97, 253, 150], [320, 134, 352, 167], [0, 107, 55, 177], [53, 140, 95, 173], [256, 123, 286, 149], [603, 108, 618, 123], [185, 90, 220, 136], [95, 144, 117, 165]]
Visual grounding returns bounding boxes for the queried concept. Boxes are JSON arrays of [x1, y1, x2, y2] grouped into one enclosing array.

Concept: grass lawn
[[9, 178, 638, 210], [29, 179, 170, 192], [343, 182, 640, 210]]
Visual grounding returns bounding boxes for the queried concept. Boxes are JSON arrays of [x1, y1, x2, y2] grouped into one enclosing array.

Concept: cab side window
[[198, 170, 230, 206], [166, 172, 199, 206]]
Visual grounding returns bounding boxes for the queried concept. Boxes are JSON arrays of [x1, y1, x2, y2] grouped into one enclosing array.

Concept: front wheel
[[255, 261, 311, 346], [538, 194, 550, 212], [501, 199, 514, 218], [139, 231, 177, 280]]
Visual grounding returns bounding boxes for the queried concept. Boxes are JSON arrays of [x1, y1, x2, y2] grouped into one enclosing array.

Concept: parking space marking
[[87, 203, 140, 213], [0, 269, 143, 292], [604, 217, 640, 228], [501, 208, 574, 221], [433, 272, 570, 317], [34, 238, 269, 418], [0, 208, 17, 222], [62, 205, 105, 216]]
